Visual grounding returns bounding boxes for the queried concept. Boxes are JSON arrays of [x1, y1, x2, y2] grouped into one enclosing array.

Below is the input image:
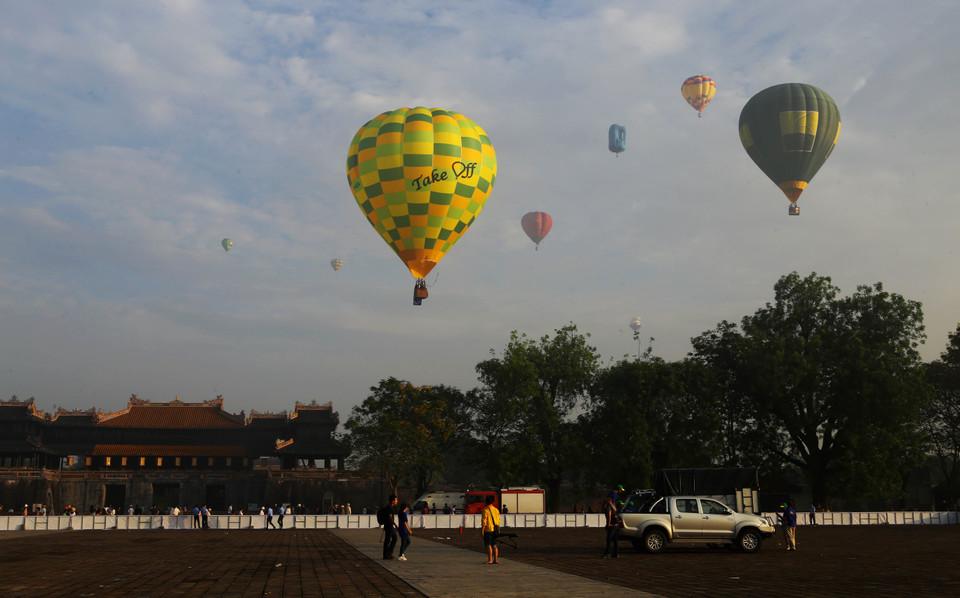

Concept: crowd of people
[[1, 501, 373, 518]]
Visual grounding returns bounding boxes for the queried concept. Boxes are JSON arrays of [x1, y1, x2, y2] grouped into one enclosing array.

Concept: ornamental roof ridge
[[51, 407, 100, 422], [97, 395, 244, 428], [124, 394, 225, 408], [56, 406, 100, 415], [0, 396, 34, 406], [249, 409, 289, 419], [98, 405, 132, 423], [294, 400, 333, 410], [0, 397, 51, 420]]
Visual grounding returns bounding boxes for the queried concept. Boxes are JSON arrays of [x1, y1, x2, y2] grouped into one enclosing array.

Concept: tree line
[[343, 272, 960, 512]]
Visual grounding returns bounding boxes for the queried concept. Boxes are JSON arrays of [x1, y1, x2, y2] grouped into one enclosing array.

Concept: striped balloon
[[681, 75, 716, 116], [330, 258, 343, 273], [346, 107, 497, 280]]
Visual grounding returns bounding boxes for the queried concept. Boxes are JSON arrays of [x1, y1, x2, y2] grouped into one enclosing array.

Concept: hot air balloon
[[330, 258, 343, 273], [346, 107, 497, 304], [221, 238, 233, 252], [739, 83, 841, 216], [608, 124, 626, 156], [521, 211, 552, 250], [681, 75, 716, 117], [630, 317, 643, 333]]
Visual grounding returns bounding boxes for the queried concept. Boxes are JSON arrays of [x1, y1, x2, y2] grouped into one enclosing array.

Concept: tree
[[924, 324, 960, 508], [584, 357, 724, 492], [344, 378, 462, 498], [691, 272, 929, 506], [473, 324, 599, 511]]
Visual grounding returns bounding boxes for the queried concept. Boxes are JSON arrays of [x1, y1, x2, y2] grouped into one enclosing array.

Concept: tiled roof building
[[0, 396, 363, 513]]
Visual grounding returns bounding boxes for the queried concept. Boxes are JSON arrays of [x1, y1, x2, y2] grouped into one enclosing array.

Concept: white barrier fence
[[1, 510, 957, 531]]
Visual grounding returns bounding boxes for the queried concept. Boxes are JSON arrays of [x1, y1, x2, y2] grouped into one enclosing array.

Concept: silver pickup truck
[[619, 495, 776, 553]]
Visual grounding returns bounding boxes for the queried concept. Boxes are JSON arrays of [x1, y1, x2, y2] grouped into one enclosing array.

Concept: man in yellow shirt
[[481, 495, 501, 564]]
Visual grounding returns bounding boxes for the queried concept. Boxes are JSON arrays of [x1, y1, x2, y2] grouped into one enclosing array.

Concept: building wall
[[1, 470, 388, 515]]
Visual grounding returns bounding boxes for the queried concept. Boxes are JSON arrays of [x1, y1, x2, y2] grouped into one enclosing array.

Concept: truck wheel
[[737, 528, 762, 553], [642, 529, 667, 553]]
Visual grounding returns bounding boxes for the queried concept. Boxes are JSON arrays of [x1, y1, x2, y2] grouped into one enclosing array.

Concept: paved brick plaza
[[430, 524, 960, 597], [1, 524, 959, 597], [0, 529, 421, 598]]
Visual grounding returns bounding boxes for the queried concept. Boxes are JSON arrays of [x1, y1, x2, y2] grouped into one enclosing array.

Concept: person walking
[[602, 491, 620, 558], [277, 505, 285, 529], [481, 495, 501, 564], [266, 506, 277, 529], [397, 502, 412, 561], [380, 495, 399, 559], [778, 502, 798, 550]]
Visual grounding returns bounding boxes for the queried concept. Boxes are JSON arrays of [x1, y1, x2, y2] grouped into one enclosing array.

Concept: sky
[[2, 0, 959, 419]]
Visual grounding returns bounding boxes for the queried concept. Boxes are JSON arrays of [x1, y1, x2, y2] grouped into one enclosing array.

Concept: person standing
[[201, 505, 209, 529], [778, 502, 798, 550], [481, 495, 500, 565], [192, 506, 201, 529], [602, 492, 620, 558], [613, 484, 627, 511], [397, 502, 412, 561], [809, 503, 817, 526], [380, 495, 398, 560]]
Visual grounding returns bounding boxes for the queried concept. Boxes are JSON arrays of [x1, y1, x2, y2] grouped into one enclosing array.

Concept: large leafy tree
[[473, 324, 599, 511], [584, 357, 724, 492], [344, 378, 462, 498], [691, 272, 929, 505], [923, 324, 960, 508]]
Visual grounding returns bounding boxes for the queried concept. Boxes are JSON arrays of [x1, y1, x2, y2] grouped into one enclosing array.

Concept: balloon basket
[[413, 279, 428, 305]]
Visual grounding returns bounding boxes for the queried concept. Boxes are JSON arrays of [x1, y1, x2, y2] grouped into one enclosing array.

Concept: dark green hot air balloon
[[739, 83, 840, 215]]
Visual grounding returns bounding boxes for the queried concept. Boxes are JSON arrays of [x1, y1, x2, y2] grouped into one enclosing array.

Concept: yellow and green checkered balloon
[[346, 107, 497, 280]]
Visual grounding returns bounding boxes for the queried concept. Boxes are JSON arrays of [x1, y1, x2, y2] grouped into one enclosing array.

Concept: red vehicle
[[463, 487, 545, 514]]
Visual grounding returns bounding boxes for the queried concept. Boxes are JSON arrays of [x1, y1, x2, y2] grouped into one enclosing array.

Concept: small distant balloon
[[221, 238, 233, 252], [608, 124, 626, 156], [330, 258, 343, 273], [521, 211, 552, 250], [630, 317, 643, 332], [681, 75, 716, 117]]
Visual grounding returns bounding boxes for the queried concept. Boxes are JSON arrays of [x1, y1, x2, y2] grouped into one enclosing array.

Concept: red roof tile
[[99, 402, 244, 429]]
